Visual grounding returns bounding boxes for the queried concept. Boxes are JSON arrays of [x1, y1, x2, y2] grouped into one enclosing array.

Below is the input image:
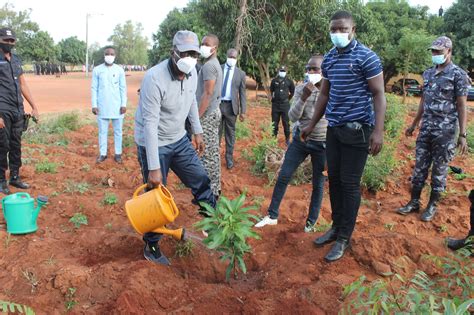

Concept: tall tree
[[0, 3, 40, 58], [20, 30, 57, 62], [108, 20, 149, 65], [58, 36, 86, 67], [443, 0, 473, 76]]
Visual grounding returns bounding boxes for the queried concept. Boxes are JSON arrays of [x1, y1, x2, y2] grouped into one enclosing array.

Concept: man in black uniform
[[0, 28, 39, 194], [270, 66, 295, 145]]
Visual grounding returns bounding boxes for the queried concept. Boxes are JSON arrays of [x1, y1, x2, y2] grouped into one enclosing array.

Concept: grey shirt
[[134, 58, 203, 170], [288, 83, 328, 142], [196, 56, 223, 116]]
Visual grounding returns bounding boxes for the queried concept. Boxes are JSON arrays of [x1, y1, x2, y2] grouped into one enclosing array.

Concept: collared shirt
[[289, 83, 328, 142], [196, 56, 223, 116], [421, 62, 470, 131], [221, 63, 235, 101], [270, 77, 295, 106], [0, 52, 24, 113], [91, 63, 127, 119], [134, 58, 202, 170], [322, 39, 383, 127]]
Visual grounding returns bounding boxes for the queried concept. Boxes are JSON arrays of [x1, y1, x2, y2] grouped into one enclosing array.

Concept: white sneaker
[[255, 216, 278, 228]]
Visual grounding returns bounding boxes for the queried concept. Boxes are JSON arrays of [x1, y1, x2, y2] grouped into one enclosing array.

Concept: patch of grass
[[23, 112, 82, 145], [69, 213, 88, 228], [35, 161, 58, 173], [102, 193, 118, 205], [64, 181, 90, 194], [44, 255, 56, 266], [251, 195, 265, 209], [174, 239, 195, 258], [454, 173, 469, 181], [65, 287, 78, 311], [438, 224, 448, 233], [104, 223, 113, 230], [4, 233, 17, 248], [341, 248, 474, 314], [246, 121, 279, 176], [123, 134, 135, 148], [362, 94, 407, 191], [314, 217, 332, 233], [235, 120, 251, 140], [466, 121, 474, 152]]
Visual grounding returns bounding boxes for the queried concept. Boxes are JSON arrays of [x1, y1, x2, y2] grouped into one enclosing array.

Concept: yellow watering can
[[125, 184, 184, 240]]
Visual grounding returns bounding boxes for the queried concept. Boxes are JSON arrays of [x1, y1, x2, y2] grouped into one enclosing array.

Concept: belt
[[222, 100, 232, 103]]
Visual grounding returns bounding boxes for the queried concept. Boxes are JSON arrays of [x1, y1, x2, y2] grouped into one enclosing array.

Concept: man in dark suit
[[219, 48, 247, 169]]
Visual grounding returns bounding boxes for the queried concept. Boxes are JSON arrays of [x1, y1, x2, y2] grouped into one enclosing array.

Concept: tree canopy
[[108, 20, 149, 65], [57, 36, 86, 65]]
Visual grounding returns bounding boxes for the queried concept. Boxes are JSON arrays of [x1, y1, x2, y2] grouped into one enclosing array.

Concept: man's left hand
[[239, 114, 245, 122], [120, 107, 127, 115], [194, 134, 205, 156], [369, 129, 384, 156], [457, 137, 468, 155]]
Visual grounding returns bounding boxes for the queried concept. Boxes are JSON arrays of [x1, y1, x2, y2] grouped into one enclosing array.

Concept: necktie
[[221, 65, 231, 97]]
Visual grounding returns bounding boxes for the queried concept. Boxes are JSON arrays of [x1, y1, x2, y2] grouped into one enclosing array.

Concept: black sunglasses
[[177, 50, 199, 59]]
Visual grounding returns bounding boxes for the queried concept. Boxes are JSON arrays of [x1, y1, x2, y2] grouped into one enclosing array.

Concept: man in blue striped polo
[[301, 10, 386, 262]]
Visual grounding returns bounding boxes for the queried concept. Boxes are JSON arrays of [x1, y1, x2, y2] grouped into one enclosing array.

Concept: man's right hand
[[405, 124, 416, 137], [300, 126, 312, 141], [147, 169, 162, 189], [0, 118, 4, 129], [301, 82, 315, 102], [92, 108, 99, 115]]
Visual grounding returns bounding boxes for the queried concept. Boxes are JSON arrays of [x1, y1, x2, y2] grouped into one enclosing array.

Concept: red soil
[[0, 73, 472, 314]]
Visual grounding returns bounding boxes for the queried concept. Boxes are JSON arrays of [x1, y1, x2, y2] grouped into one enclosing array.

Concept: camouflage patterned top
[[421, 62, 470, 130]]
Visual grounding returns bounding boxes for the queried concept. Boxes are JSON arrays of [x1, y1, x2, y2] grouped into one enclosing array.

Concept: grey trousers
[[219, 101, 237, 164]]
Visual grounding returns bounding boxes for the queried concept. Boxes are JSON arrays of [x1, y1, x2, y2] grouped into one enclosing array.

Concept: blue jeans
[[326, 124, 372, 241], [97, 118, 123, 156], [268, 129, 326, 225], [136, 136, 216, 243]]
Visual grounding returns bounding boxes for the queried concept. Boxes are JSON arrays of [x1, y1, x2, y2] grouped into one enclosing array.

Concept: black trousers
[[326, 124, 372, 241], [271, 105, 290, 140], [219, 101, 237, 164], [0, 111, 24, 181]]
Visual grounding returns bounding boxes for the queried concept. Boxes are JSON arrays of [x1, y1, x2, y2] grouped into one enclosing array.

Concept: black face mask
[[0, 43, 13, 54]]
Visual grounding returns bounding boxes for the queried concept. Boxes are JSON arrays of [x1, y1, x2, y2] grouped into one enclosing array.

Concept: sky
[[7, 0, 456, 47]]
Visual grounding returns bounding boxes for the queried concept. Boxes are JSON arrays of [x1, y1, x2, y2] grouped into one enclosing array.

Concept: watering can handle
[[16, 192, 30, 199], [132, 184, 165, 199]]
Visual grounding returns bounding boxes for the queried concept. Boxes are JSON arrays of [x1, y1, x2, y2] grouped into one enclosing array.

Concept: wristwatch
[[459, 132, 467, 138]]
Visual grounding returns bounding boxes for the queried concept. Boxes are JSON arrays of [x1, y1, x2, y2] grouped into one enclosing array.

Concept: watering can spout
[[153, 227, 185, 241], [33, 195, 48, 222]]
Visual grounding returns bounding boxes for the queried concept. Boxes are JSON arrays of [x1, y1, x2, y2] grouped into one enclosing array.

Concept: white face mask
[[199, 45, 214, 59], [104, 55, 115, 65], [278, 71, 286, 78], [174, 52, 197, 74], [306, 73, 322, 85], [226, 58, 237, 67]]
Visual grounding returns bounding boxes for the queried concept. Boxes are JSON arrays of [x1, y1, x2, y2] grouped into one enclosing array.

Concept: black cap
[[279, 66, 286, 72], [0, 28, 16, 41]]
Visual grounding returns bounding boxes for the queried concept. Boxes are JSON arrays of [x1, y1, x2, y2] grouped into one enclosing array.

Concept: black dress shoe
[[9, 176, 29, 189], [0, 181, 10, 195], [324, 239, 350, 262], [397, 199, 420, 215], [446, 238, 467, 251], [114, 154, 123, 163], [314, 227, 338, 247], [226, 160, 234, 169], [96, 155, 107, 163]]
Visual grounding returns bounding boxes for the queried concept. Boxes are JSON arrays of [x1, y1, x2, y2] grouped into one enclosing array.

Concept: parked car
[[391, 78, 422, 96], [468, 86, 474, 101]]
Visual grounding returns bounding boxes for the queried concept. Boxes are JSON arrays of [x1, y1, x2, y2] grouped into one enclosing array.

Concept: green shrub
[[102, 193, 118, 205], [64, 181, 90, 194], [341, 248, 474, 314], [235, 120, 251, 140], [466, 121, 474, 151], [362, 94, 407, 191], [195, 192, 260, 281], [174, 239, 195, 258], [69, 213, 88, 228], [246, 121, 279, 175], [35, 161, 58, 173]]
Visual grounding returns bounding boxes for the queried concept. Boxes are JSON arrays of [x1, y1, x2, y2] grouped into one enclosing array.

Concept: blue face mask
[[330, 33, 351, 48], [432, 54, 446, 65]]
